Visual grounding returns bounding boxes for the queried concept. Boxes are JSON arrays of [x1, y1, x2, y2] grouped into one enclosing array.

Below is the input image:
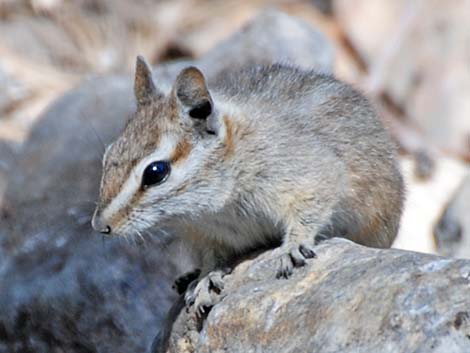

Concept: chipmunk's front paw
[[276, 242, 316, 279], [184, 270, 226, 317]]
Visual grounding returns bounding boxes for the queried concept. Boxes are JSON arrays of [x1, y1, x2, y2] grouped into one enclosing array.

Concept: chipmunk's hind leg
[[314, 215, 351, 245]]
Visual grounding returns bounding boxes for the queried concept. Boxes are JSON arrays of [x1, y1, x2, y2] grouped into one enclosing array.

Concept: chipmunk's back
[[210, 64, 403, 248]]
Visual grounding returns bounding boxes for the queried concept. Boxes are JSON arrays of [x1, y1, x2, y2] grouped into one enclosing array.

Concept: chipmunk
[[92, 56, 404, 314]]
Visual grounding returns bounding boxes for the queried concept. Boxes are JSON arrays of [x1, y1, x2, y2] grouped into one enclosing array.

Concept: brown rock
[[160, 239, 470, 353]]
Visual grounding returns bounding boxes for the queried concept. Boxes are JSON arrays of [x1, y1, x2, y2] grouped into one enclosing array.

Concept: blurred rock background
[[0, 0, 469, 350]]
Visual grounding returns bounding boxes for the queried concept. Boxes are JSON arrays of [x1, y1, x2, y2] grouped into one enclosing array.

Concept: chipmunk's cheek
[[110, 219, 133, 238]]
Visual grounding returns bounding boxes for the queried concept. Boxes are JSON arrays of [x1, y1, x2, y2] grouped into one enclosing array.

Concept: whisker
[[78, 108, 106, 153], [135, 229, 146, 247]]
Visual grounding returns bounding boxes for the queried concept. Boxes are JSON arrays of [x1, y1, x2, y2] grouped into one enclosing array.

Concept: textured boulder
[[0, 11, 334, 353], [160, 239, 470, 353]]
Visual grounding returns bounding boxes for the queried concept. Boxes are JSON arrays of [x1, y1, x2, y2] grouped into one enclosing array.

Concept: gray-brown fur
[[93, 58, 404, 313]]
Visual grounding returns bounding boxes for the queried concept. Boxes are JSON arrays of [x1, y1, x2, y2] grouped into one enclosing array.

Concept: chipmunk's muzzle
[[91, 209, 112, 234]]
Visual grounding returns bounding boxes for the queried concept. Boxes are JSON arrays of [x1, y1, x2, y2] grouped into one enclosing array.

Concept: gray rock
[[310, 0, 333, 14], [162, 239, 470, 353], [0, 10, 334, 353], [197, 9, 334, 73], [0, 66, 29, 116], [434, 174, 470, 259]]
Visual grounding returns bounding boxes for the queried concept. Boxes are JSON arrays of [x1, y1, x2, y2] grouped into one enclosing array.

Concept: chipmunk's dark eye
[[142, 161, 170, 188]]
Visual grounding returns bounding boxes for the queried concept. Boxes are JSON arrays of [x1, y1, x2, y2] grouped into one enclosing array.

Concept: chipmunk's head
[[91, 56, 230, 237]]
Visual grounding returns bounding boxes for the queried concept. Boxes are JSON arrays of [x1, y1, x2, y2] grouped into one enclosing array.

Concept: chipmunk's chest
[[187, 207, 282, 253]]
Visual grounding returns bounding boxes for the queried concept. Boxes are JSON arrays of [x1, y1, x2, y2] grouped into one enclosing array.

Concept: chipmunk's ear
[[173, 67, 219, 133], [134, 55, 161, 107]]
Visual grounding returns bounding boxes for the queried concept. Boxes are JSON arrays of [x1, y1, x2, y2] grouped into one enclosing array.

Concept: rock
[[393, 156, 468, 255], [310, 0, 333, 14], [434, 174, 470, 259], [0, 65, 29, 117], [178, 9, 334, 73], [160, 239, 470, 353], [0, 11, 335, 353]]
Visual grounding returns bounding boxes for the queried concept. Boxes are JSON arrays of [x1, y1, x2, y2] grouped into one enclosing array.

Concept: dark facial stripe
[[171, 139, 192, 165], [223, 115, 235, 157]]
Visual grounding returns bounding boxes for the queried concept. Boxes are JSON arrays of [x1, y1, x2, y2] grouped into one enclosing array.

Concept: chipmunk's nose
[[91, 209, 111, 234]]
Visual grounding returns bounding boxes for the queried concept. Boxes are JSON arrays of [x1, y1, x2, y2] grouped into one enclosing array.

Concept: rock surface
[[160, 239, 470, 353], [0, 11, 334, 353]]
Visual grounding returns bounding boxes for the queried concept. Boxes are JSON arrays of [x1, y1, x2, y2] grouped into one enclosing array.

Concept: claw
[[184, 280, 198, 306], [276, 253, 294, 279], [276, 242, 317, 279], [299, 243, 316, 258], [290, 247, 307, 267], [184, 270, 227, 316]]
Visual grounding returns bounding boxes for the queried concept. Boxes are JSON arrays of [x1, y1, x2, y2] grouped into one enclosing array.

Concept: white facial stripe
[[101, 135, 178, 223], [102, 166, 140, 222], [99, 143, 115, 194]]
